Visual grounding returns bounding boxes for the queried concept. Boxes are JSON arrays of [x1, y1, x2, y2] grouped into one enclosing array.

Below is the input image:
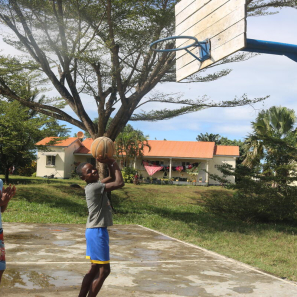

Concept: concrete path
[[1, 223, 297, 297]]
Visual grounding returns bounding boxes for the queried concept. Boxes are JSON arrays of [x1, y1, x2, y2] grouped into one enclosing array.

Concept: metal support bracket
[[150, 36, 211, 63], [185, 39, 211, 62]]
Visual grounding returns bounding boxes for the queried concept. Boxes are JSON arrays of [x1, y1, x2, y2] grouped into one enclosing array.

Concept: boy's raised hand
[[96, 156, 115, 165]]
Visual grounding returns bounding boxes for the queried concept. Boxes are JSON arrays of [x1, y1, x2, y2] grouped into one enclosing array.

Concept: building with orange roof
[[35, 135, 239, 184], [35, 137, 83, 179]]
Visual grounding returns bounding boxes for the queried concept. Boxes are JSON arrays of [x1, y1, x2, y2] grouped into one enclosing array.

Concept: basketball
[[90, 136, 115, 159]]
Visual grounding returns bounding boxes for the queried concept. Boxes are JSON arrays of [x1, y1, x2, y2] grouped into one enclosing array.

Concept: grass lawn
[[2, 175, 297, 282]]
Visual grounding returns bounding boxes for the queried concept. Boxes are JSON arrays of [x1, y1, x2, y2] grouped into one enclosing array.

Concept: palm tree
[[253, 106, 295, 138], [196, 132, 221, 144], [243, 106, 296, 168], [115, 125, 151, 167]]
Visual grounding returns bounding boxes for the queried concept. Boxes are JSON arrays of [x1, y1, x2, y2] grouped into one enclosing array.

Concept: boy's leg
[[78, 264, 99, 297], [87, 263, 110, 297], [0, 270, 4, 284]]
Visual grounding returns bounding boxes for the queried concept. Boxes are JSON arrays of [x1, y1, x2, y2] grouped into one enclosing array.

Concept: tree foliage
[[0, 0, 288, 142], [243, 106, 296, 168], [196, 132, 221, 143], [0, 100, 70, 183], [115, 124, 150, 164]]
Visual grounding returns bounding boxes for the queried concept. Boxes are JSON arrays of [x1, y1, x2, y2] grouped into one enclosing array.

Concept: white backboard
[[175, 0, 247, 82]]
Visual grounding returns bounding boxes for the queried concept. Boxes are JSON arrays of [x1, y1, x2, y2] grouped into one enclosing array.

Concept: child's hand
[[0, 185, 16, 203]]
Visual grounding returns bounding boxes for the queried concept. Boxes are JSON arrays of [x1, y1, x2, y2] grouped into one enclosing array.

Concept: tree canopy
[[0, 0, 294, 141]]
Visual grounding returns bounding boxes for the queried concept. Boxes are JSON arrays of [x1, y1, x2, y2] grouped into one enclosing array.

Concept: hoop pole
[[243, 39, 297, 62]]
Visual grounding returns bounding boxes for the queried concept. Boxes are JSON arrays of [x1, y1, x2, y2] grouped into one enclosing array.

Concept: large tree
[[0, 0, 294, 144]]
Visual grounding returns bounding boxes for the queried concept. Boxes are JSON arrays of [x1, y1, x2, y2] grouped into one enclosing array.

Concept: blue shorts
[[85, 227, 110, 264], [0, 228, 6, 271]]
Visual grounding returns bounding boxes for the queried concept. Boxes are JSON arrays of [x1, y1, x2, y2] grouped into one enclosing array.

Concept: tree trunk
[[97, 160, 109, 180], [97, 160, 116, 213], [5, 167, 9, 185]]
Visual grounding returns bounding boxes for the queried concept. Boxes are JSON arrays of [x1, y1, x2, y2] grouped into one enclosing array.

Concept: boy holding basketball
[[76, 157, 124, 297], [0, 179, 16, 285]]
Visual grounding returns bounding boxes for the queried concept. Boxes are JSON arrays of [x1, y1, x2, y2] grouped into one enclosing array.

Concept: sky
[[1, 7, 297, 142]]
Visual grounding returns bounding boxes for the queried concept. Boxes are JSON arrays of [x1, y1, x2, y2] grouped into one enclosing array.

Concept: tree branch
[[107, 0, 127, 106], [0, 78, 85, 130], [131, 94, 269, 121]]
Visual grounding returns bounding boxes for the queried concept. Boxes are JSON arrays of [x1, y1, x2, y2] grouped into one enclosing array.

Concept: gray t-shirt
[[84, 181, 113, 228]]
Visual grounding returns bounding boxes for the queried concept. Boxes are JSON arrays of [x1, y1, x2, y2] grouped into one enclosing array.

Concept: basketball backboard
[[175, 0, 247, 82]]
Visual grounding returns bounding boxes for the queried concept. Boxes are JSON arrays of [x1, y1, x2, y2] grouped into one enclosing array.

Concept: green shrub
[[122, 172, 134, 183], [204, 164, 297, 222], [31, 172, 36, 177], [203, 186, 297, 222], [70, 169, 80, 180], [121, 167, 136, 183], [17, 161, 37, 176]]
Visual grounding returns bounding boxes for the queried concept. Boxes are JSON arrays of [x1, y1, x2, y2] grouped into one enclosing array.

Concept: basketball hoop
[[150, 36, 211, 62]]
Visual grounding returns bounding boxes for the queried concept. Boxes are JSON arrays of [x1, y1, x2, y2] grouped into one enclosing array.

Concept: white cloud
[[215, 124, 253, 136]]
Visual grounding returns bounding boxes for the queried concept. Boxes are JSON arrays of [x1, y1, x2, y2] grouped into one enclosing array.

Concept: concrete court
[[1, 223, 297, 297]]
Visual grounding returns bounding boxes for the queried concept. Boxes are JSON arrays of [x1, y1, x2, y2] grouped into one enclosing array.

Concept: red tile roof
[[214, 145, 240, 156], [36, 137, 80, 147], [143, 140, 215, 158], [74, 139, 239, 158], [37, 137, 239, 158]]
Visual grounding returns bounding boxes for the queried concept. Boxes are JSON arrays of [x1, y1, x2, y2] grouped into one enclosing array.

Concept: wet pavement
[[1, 223, 297, 297]]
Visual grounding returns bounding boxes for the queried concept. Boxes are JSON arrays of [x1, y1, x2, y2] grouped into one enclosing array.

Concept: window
[[46, 156, 56, 166], [214, 164, 221, 169]]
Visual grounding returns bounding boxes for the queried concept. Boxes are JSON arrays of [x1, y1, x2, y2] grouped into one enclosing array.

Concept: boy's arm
[[101, 161, 115, 184], [98, 158, 124, 192]]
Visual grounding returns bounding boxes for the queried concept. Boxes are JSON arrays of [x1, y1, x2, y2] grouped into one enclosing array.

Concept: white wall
[[36, 147, 65, 178], [64, 142, 80, 178], [208, 156, 236, 185]]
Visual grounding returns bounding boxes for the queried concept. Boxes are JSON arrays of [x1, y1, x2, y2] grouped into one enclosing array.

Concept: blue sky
[[1, 7, 297, 142]]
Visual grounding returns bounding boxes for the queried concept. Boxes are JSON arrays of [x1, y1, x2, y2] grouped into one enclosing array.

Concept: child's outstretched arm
[[0, 185, 16, 213]]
